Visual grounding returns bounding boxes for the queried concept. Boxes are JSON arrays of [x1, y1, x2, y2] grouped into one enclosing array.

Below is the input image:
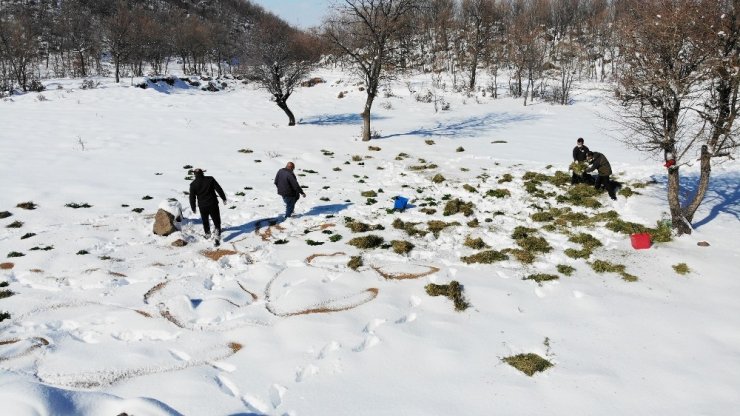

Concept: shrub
[[425, 281, 470, 311], [0, 211, 11, 219], [427, 220, 460, 237], [443, 199, 475, 216], [503, 353, 553, 376], [497, 174, 513, 184], [456, 146, 465, 152], [16, 202, 37, 210], [431, 174, 446, 183], [486, 189, 510, 198], [20, 233, 36, 239], [306, 240, 324, 246], [557, 264, 575, 276], [568, 233, 603, 250], [461, 250, 508, 264], [6, 221, 23, 228], [673, 263, 690, 275], [515, 236, 552, 254], [329, 234, 343, 242], [463, 184, 477, 193], [361, 190, 378, 197], [348, 235, 384, 249], [524, 274, 559, 283], [65, 202, 92, 209], [7, 252, 24, 258], [392, 240, 414, 254], [464, 236, 488, 249], [348, 255, 363, 270]]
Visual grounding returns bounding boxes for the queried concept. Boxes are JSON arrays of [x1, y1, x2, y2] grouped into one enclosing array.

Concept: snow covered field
[[1, 70, 739, 415]]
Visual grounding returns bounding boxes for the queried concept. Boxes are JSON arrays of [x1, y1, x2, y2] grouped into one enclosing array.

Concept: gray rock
[[153, 209, 177, 236]]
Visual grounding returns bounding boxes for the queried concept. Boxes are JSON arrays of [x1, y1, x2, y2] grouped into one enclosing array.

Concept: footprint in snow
[[363, 318, 386, 333], [270, 383, 288, 409], [242, 394, 271, 414], [353, 334, 380, 352], [317, 341, 341, 360], [395, 312, 417, 324], [295, 364, 319, 383], [169, 348, 191, 361], [216, 373, 240, 397]]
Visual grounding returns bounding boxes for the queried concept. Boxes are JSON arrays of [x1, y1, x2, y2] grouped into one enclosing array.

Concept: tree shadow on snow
[[379, 112, 541, 139], [650, 171, 740, 229], [300, 113, 387, 125]]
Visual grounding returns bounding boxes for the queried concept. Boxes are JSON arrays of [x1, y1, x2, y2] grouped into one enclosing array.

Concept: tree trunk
[[666, 167, 693, 235], [683, 145, 712, 223], [468, 53, 478, 90], [361, 92, 375, 141], [114, 54, 120, 83], [276, 98, 296, 126]]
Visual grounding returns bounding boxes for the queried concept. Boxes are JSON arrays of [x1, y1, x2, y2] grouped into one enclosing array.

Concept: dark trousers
[[199, 204, 221, 235], [595, 175, 616, 199], [282, 196, 298, 218]]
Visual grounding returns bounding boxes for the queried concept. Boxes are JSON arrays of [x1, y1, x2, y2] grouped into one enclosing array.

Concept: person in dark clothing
[[571, 137, 592, 185], [585, 151, 617, 200], [189, 168, 227, 238], [274, 162, 305, 219]]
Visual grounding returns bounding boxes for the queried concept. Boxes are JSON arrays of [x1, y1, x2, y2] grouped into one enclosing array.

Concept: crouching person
[[585, 151, 617, 200]]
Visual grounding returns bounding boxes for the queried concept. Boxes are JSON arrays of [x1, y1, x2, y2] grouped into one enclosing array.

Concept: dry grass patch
[[673, 263, 690, 275], [202, 249, 238, 261], [425, 281, 470, 311], [348, 235, 384, 249], [464, 236, 488, 250], [16, 202, 37, 210], [557, 264, 575, 276], [373, 265, 439, 280], [348, 256, 363, 270], [524, 273, 559, 283], [306, 252, 346, 264], [391, 240, 414, 254], [443, 199, 475, 216], [461, 250, 508, 264], [503, 353, 553, 376], [0, 262, 13, 270], [590, 259, 638, 282]]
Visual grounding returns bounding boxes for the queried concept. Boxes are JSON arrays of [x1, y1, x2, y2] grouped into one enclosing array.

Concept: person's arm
[[214, 179, 227, 203], [289, 173, 305, 197], [573, 147, 578, 161], [189, 183, 197, 212]]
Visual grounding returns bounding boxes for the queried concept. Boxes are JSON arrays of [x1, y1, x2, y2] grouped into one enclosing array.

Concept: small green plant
[[0, 290, 14, 300], [590, 259, 638, 282], [462, 184, 477, 193], [443, 199, 475, 216], [132, 208, 144, 213], [464, 236, 488, 249], [461, 250, 508, 264], [557, 264, 575, 276], [391, 240, 414, 254], [0, 311, 10, 322], [425, 281, 470, 311], [467, 218, 479, 227], [486, 189, 510, 198], [425, 139, 435, 145], [65, 202, 92, 209], [427, 220, 461, 237], [524, 274, 559, 283], [351, 155, 363, 162], [497, 174, 513, 184], [7, 252, 24, 258], [348, 235, 384, 249], [306, 240, 324, 246], [431, 174, 446, 183], [6, 220, 23, 228], [672, 263, 690, 275], [16, 201, 37, 210], [348, 255, 363, 270], [76, 250, 89, 255], [0, 211, 12, 219], [503, 353, 553, 376], [329, 234, 343, 242], [456, 146, 465, 152], [142, 195, 153, 200]]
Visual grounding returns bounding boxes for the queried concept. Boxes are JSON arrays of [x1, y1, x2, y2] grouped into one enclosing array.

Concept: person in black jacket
[[585, 151, 617, 200], [274, 162, 306, 219], [189, 168, 227, 238], [571, 137, 592, 185]]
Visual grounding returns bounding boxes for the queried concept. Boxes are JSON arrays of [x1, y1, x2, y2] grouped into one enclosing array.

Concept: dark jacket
[[189, 175, 226, 211], [274, 168, 303, 198], [586, 152, 612, 176], [573, 145, 590, 162]]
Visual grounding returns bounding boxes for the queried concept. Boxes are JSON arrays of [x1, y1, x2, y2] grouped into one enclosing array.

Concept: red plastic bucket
[[630, 233, 652, 250]]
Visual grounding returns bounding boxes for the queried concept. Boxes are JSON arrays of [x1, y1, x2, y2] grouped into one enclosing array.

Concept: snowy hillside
[[1, 71, 739, 416]]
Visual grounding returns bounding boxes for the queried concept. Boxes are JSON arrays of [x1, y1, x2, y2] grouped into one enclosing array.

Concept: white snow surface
[[1, 70, 739, 416]]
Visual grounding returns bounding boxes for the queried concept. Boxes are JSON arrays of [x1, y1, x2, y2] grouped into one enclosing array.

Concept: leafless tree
[[460, 0, 496, 91], [104, 1, 136, 82], [324, 0, 419, 141], [0, 14, 39, 92], [613, 0, 738, 235]]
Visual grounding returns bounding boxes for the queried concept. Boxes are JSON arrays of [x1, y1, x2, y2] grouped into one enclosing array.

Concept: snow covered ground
[[1, 70, 739, 416]]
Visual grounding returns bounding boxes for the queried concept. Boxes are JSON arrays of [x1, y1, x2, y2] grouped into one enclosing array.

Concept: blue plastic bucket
[[393, 196, 409, 211]]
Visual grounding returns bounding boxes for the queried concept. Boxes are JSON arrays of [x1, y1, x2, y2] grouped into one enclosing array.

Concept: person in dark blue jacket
[[274, 162, 306, 219], [189, 168, 227, 239]]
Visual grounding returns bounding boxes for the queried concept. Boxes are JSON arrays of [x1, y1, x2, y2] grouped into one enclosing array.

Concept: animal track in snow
[[353, 334, 380, 352], [295, 364, 319, 383], [317, 341, 341, 360]]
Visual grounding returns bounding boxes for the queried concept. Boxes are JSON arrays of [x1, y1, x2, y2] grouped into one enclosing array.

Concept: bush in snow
[[502, 353, 553, 376]]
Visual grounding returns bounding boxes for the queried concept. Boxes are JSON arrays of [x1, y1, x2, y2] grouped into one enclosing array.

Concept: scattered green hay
[[391, 240, 415, 254], [306, 240, 324, 246], [524, 274, 559, 283], [467, 218, 479, 228], [569, 161, 588, 175], [0, 282, 8, 287], [7, 252, 24, 258], [503, 248, 536, 264], [425, 281, 470, 311], [132, 208, 144, 213], [29, 246, 53, 251], [443, 199, 475, 216], [503, 353, 553, 376], [0, 211, 12, 219], [553, 210, 590, 227], [420, 208, 437, 215], [183, 164, 193, 169], [441, 194, 452, 200], [431, 174, 446, 183], [464, 236, 488, 250], [0, 311, 10, 322], [348, 235, 384, 249], [620, 272, 639, 282], [361, 190, 377, 197], [237, 148, 253, 153], [556, 184, 602, 208], [497, 174, 513, 184], [76, 250, 89, 255], [409, 164, 438, 171], [463, 184, 477, 193], [345, 218, 384, 233], [142, 195, 153, 200], [461, 250, 509, 264], [425, 139, 435, 145], [333, 167, 342, 171], [235, 191, 246, 196], [351, 155, 363, 162], [531, 211, 555, 222], [549, 171, 571, 187], [492, 140, 507, 144], [486, 189, 511, 198], [590, 259, 638, 281], [322, 229, 333, 235], [515, 236, 552, 254], [321, 149, 334, 156], [568, 233, 603, 250], [427, 220, 461, 237], [618, 187, 637, 198], [522, 171, 549, 182], [16, 201, 37, 210], [392, 219, 428, 237], [366, 198, 377, 206], [541, 224, 557, 232], [631, 182, 650, 189], [65, 202, 92, 209], [557, 264, 575, 276], [564, 248, 592, 259], [524, 180, 547, 198], [0, 290, 14, 300], [274, 239, 289, 245], [456, 146, 465, 152], [511, 226, 538, 240], [6, 221, 23, 228], [348, 255, 363, 270], [673, 263, 690, 275], [396, 152, 410, 160], [650, 221, 673, 243], [368, 146, 381, 151], [319, 197, 330, 202], [329, 234, 343, 242]]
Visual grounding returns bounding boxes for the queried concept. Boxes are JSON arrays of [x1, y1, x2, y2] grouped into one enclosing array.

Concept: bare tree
[[460, 0, 495, 91], [104, 1, 136, 83], [324, 0, 418, 141], [0, 14, 39, 92], [613, 0, 738, 235], [249, 20, 317, 126]]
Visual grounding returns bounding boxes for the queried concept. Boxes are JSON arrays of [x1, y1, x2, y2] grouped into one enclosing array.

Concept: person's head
[[194, 168, 205, 178], [586, 151, 594, 160], [286, 162, 295, 171], [577, 137, 585, 146]]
